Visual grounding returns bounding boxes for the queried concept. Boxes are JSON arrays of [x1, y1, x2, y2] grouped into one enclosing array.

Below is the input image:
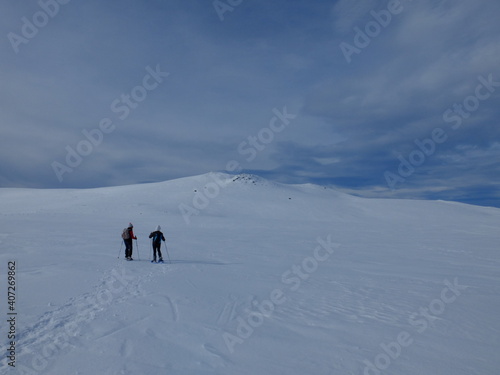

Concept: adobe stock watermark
[[362, 277, 467, 375], [213, 0, 243, 21], [178, 106, 297, 224], [51, 64, 170, 183], [7, 0, 72, 54], [222, 235, 340, 354], [384, 73, 500, 190], [339, 0, 413, 64]]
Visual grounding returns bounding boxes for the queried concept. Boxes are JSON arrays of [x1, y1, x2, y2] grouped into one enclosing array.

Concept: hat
[[128, 223, 133, 228], [156, 225, 161, 231]]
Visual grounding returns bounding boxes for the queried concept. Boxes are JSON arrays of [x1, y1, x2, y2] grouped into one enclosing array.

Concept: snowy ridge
[[0, 173, 499, 374]]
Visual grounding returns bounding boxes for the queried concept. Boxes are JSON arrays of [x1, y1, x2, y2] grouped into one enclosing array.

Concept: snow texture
[[0, 172, 499, 374]]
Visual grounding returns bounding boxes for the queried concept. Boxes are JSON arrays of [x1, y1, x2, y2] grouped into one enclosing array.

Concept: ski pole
[[164, 242, 171, 264], [135, 239, 141, 260], [150, 239, 153, 261], [118, 240, 123, 259]]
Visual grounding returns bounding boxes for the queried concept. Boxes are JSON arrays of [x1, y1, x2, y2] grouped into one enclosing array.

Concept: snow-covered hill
[[1, 173, 499, 375]]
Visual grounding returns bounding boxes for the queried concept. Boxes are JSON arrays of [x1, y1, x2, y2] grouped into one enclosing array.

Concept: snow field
[[0, 172, 499, 374]]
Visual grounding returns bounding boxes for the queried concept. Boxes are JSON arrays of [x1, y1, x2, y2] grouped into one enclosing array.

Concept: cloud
[[331, 0, 383, 34], [296, 0, 500, 195], [0, 0, 498, 207]]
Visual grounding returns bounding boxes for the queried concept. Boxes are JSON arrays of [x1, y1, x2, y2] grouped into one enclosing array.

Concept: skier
[[149, 225, 165, 263], [122, 223, 137, 260]]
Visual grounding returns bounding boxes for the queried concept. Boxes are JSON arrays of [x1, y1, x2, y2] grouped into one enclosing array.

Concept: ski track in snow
[[120, 338, 134, 358], [216, 297, 238, 326], [164, 295, 179, 322], [11, 259, 172, 374], [202, 342, 232, 364]]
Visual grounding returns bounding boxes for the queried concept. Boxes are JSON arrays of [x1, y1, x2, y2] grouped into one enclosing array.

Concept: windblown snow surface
[[0, 173, 499, 375]]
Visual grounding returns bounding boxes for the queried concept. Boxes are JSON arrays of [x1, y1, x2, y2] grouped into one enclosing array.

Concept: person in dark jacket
[[123, 223, 137, 260], [149, 225, 165, 262]]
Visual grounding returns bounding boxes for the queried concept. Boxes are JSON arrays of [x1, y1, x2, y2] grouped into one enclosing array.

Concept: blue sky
[[1, 0, 499, 207]]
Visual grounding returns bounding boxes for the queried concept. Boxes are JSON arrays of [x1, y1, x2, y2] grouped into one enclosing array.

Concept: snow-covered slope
[[1, 173, 499, 375]]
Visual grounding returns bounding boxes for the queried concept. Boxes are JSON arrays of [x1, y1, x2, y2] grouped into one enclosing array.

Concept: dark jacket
[[149, 231, 165, 245]]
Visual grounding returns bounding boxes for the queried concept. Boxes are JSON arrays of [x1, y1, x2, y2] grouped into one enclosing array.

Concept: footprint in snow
[[119, 338, 134, 357]]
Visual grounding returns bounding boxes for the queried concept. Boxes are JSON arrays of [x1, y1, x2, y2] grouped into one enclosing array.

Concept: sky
[[1, 0, 499, 207]]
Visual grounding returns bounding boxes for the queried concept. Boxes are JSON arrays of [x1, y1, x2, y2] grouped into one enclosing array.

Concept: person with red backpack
[[122, 223, 137, 260]]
